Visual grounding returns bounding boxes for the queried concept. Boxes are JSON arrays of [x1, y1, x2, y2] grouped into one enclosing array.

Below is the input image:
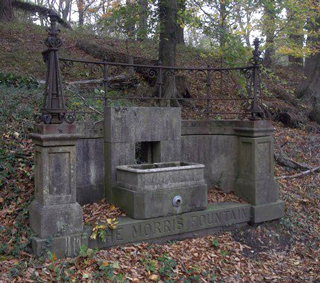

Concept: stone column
[[29, 124, 85, 257], [234, 120, 284, 223]]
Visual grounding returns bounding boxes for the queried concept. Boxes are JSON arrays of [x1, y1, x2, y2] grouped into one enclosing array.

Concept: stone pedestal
[[29, 124, 85, 257], [234, 120, 284, 223]]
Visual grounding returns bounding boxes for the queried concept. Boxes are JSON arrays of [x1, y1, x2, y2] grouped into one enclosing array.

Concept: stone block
[[104, 142, 135, 200], [114, 162, 207, 219], [251, 201, 285, 223], [104, 107, 136, 143], [34, 145, 77, 206], [104, 107, 181, 143], [29, 201, 83, 239], [32, 232, 88, 258], [113, 184, 207, 219], [235, 136, 279, 205]]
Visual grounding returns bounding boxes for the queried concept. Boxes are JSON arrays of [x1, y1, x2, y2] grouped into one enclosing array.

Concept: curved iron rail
[[35, 12, 263, 124]]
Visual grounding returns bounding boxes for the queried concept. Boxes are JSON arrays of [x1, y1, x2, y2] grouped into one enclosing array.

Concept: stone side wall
[[75, 121, 104, 205], [181, 120, 275, 193]]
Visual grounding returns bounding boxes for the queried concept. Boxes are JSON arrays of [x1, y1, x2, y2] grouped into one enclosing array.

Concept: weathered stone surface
[[251, 201, 285, 223], [104, 107, 181, 143], [33, 123, 77, 135], [86, 203, 251, 249], [75, 121, 103, 139], [104, 142, 136, 200], [116, 162, 205, 191], [32, 232, 87, 258], [33, 145, 77, 206], [104, 107, 182, 202], [76, 138, 104, 205], [114, 162, 207, 219], [29, 201, 83, 239], [181, 120, 273, 136], [114, 185, 207, 219], [29, 125, 84, 243], [235, 136, 279, 205], [181, 135, 238, 192]]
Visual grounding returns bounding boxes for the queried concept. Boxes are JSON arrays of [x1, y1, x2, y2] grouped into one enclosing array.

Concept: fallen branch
[[73, 90, 103, 116], [275, 166, 320, 180], [274, 141, 312, 171], [274, 153, 313, 170], [66, 74, 138, 89]]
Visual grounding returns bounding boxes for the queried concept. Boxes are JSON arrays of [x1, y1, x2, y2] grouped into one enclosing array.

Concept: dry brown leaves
[[208, 187, 247, 204], [82, 199, 125, 225]]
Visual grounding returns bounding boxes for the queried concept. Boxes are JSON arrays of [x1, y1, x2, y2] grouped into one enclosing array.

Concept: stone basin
[[114, 162, 208, 219]]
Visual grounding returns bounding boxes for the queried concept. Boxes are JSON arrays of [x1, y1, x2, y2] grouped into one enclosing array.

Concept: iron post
[[250, 37, 262, 120], [34, 10, 74, 124]]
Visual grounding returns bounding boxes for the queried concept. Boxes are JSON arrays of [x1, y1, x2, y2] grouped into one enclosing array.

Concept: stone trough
[[114, 161, 208, 219]]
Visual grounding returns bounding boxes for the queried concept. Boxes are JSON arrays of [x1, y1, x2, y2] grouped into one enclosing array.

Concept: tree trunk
[[60, 0, 72, 21], [159, 0, 178, 106], [0, 0, 14, 22], [176, 0, 185, 44], [296, 54, 320, 104], [126, 0, 136, 39], [138, 0, 148, 40], [219, 0, 227, 50], [262, 0, 276, 68], [288, 34, 304, 69], [296, 14, 320, 105], [77, 0, 84, 26]]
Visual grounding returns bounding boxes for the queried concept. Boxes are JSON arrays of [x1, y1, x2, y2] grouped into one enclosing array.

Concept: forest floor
[[1, 22, 320, 282]]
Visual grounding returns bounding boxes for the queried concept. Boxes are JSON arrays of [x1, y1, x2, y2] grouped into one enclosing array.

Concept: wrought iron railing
[[34, 11, 263, 124]]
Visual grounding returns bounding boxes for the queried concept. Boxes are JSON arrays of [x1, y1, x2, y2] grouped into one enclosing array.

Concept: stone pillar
[[29, 124, 85, 257], [234, 120, 284, 223]]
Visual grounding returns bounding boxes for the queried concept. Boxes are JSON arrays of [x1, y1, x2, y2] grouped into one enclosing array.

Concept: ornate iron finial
[[34, 10, 75, 124], [252, 38, 262, 66]]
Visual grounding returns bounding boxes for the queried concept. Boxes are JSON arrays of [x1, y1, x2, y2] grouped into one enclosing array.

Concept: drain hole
[[173, 195, 183, 207]]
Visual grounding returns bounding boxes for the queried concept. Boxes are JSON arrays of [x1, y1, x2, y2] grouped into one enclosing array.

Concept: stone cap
[[117, 161, 205, 174], [30, 132, 81, 146], [182, 119, 274, 137]]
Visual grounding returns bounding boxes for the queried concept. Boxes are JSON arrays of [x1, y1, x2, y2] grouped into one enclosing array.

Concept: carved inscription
[[90, 206, 251, 248], [190, 207, 249, 229], [132, 217, 184, 239]]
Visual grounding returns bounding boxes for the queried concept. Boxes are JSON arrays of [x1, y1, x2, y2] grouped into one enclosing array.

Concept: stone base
[[86, 203, 250, 249], [31, 202, 286, 258], [29, 201, 83, 239], [251, 201, 285, 223], [113, 185, 207, 219], [235, 178, 280, 206], [32, 232, 88, 258]]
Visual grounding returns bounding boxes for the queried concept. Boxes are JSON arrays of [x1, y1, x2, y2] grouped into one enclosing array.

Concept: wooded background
[[1, 0, 320, 116]]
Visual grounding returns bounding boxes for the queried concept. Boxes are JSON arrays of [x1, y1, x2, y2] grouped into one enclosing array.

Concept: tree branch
[[12, 0, 72, 29]]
